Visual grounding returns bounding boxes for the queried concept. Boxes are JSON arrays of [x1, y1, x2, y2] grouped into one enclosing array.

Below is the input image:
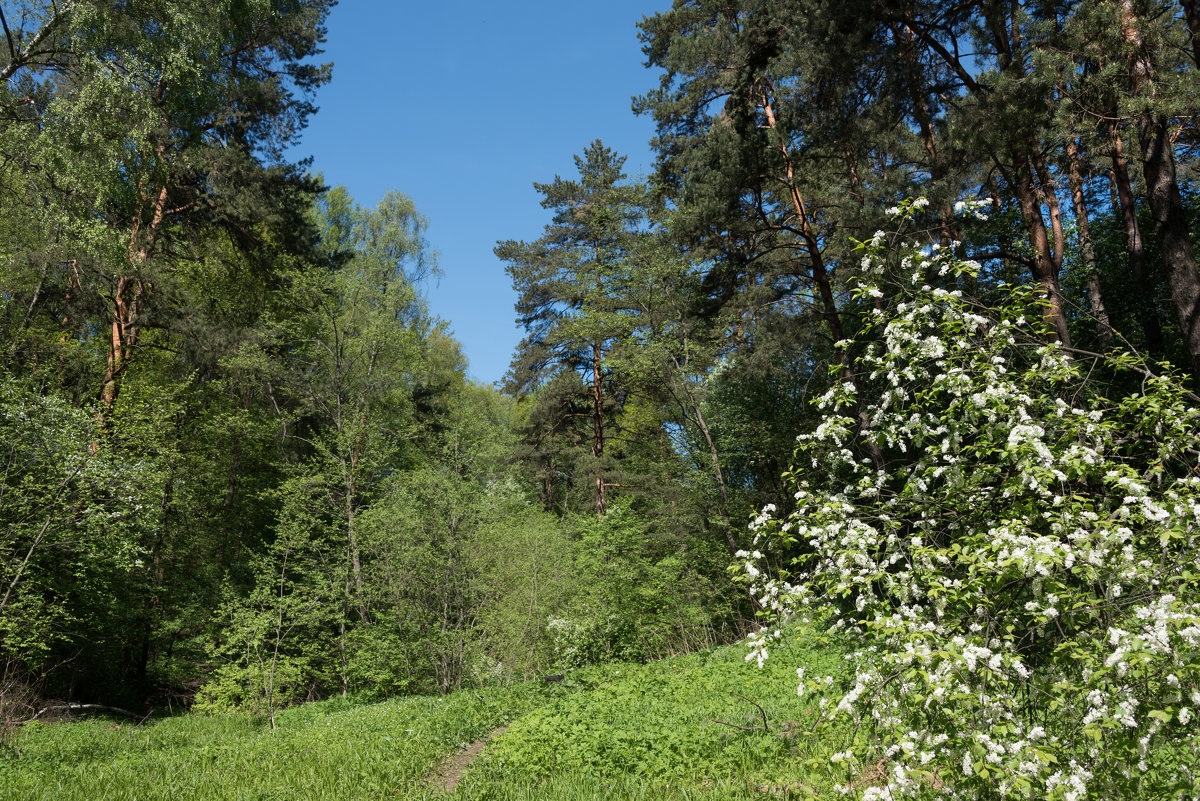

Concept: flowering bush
[[741, 204, 1200, 799]]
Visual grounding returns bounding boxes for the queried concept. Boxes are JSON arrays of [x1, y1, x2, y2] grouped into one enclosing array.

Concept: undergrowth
[[0, 625, 852, 800], [463, 629, 851, 795], [0, 686, 532, 800]]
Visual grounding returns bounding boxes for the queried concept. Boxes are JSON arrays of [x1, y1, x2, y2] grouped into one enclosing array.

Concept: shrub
[[742, 204, 1200, 799]]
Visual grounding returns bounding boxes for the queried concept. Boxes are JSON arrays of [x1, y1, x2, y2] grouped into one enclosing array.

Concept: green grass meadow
[[0, 629, 855, 800]]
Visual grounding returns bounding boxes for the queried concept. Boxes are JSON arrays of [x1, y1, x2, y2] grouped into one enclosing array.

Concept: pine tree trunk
[[100, 275, 146, 407], [1065, 139, 1114, 349], [1109, 128, 1165, 357], [102, 163, 168, 408], [756, 96, 845, 343], [1032, 149, 1067, 285], [1012, 152, 1072, 347], [1123, 0, 1200, 377], [757, 94, 886, 470], [972, 3, 1068, 347], [1139, 111, 1200, 378], [892, 22, 954, 245], [1181, 0, 1200, 67], [592, 341, 605, 516]]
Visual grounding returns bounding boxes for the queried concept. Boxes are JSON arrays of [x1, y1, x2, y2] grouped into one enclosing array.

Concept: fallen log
[[32, 703, 140, 721]]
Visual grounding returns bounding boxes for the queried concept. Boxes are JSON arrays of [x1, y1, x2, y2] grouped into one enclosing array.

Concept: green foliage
[[548, 504, 735, 667], [466, 496, 576, 682], [0, 0, 341, 706], [196, 472, 345, 722], [192, 186, 453, 709], [0, 375, 157, 676], [191, 659, 305, 720]]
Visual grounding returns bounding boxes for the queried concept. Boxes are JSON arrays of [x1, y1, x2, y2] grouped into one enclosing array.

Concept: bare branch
[[0, 7, 18, 66]]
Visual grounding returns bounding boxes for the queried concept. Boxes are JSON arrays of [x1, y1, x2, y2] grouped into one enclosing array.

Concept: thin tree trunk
[[756, 96, 844, 344], [0, 4, 69, 83], [758, 92, 885, 470], [1065, 138, 1113, 349], [340, 396, 373, 623], [1012, 152, 1073, 347], [591, 340, 605, 516], [1110, 128, 1164, 356], [679, 369, 738, 557], [0, 518, 52, 619], [346, 471, 368, 624]]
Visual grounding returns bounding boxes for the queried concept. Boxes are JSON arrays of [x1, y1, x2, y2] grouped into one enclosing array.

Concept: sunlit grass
[[447, 772, 822, 800], [0, 625, 853, 800], [458, 628, 853, 798], [0, 687, 535, 800]]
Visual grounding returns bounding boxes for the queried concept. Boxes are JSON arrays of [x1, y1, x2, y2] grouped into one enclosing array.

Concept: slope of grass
[[0, 626, 853, 800], [0, 685, 539, 801], [460, 628, 854, 799]]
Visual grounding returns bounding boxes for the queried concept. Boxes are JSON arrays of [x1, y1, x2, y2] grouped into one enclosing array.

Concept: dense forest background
[[2, 0, 1200, 724]]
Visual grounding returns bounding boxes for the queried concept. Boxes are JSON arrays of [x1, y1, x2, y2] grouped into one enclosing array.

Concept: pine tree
[[498, 141, 650, 516], [0, 0, 333, 408]]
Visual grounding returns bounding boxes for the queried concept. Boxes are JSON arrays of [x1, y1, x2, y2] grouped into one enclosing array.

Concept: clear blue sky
[[289, 1, 668, 386]]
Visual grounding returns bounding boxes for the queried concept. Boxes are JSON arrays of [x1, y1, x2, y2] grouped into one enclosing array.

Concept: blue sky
[[290, 1, 669, 386]]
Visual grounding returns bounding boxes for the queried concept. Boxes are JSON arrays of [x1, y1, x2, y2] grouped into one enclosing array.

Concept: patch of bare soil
[[424, 725, 508, 797]]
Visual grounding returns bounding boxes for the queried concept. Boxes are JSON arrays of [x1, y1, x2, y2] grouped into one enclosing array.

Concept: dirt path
[[424, 725, 508, 796]]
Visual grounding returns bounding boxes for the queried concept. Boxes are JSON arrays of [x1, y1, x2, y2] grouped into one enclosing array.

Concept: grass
[[0, 626, 855, 800], [0, 687, 538, 800], [458, 629, 855, 799]]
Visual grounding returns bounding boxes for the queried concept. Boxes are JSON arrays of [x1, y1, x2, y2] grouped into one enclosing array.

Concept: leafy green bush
[[0, 376, 153, 681], [191, 658, 306, 719], [743, 203, 1200, 799], [548, 504, 732, 668]]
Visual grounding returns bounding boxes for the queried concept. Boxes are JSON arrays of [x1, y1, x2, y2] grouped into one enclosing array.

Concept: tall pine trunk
[[759, 93, 886, 470], [892, 21, 955, 246], [102, 130, 170, 409], [979, 7, 1071, 347], [1123, 0, 1200, 378], [1181, 0, 1200, 67], [1109, 127, 1165, 357], [1139, 112, 1200, 379], [1065, 139, 1114, 349], [592, 341, 605, 516], [1012, 151, 1072, 347]]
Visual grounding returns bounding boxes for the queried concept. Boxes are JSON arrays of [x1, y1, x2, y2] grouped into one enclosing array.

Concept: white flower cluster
[[738, 212, 1200, 799], [953, 197, 993, 221]]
